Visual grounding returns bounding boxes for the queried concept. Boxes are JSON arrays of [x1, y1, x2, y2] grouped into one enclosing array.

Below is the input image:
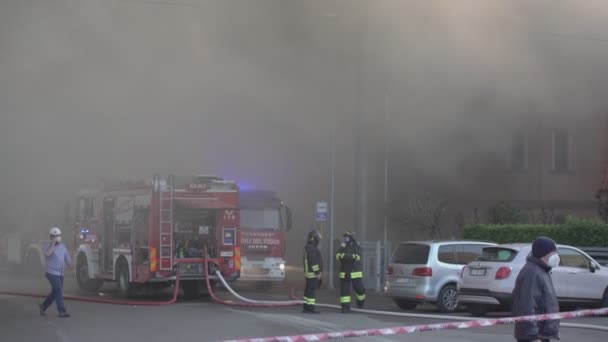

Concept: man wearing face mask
[[336, 230, 366, 313], [302, 230, 323, 314], [512, 237, 560, 342], [39, 227, 72, 318]]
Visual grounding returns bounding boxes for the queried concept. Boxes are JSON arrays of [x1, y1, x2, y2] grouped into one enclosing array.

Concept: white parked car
[[458, 243, 608, 315]]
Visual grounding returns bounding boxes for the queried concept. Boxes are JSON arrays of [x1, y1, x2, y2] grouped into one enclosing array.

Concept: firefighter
[[336, 230, 366, 313], [302, 230, 323, 314]]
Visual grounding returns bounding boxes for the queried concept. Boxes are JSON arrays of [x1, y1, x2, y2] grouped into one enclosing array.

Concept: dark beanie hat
[[532, 236, 557, 258]]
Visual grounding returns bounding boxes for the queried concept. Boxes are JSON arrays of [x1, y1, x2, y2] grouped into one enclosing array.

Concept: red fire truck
[[239, 190, 291, 282], [69, 174, 241, 298]]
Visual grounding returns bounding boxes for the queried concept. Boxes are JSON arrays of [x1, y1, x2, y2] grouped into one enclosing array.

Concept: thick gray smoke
[[2, 0, 608, 261], [367, 1, 608, 190]]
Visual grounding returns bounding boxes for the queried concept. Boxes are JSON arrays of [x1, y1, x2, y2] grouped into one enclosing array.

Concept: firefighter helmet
[[308, 230, 322, 243], [49, 227, 62, 236], [343, 230, 356, 243]]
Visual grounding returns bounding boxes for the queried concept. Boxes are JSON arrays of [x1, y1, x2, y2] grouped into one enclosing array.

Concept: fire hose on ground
[[0, 249, 295, 307], [203, 250, 300, 308], [0, 274, 181, 306], [1, 255, 606, 339], [0, 251, 292, 308]]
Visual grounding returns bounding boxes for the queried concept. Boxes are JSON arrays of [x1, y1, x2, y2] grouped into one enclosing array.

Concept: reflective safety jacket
[[336, 242, 363, 279], [303, 241, 323, 279]]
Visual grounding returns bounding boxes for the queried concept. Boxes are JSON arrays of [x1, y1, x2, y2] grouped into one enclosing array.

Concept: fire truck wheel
[[117, 260, 133, 298], [76, 254, 103, 292]]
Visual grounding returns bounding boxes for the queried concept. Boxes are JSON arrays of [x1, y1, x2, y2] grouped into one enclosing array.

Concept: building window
[[552, 130, 572, 172], [511, 132, 528, 171]]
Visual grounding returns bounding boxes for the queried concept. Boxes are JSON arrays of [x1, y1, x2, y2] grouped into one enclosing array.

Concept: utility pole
[[329, 122, 336, 290], [383, 91, 389, 244], [354, 95, 365, 241], [321, 9, 338, 290], [354, 3, 368, 242]]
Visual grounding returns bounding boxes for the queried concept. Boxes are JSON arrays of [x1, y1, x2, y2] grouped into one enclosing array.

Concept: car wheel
[[394, 299, 417, 310], [437, 284, 459, 313], [117, 260, 132, 298], [466, 303, 489, 316], [76, 255, 103, 292]]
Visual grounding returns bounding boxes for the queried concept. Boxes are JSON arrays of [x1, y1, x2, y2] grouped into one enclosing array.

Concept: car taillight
[[460, 266, 467, 279], [412, 267, 433, 277], [495, 266, 512, 280], [387, 266, 394, 275]]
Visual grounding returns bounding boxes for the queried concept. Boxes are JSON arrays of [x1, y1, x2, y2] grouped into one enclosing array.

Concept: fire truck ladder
[[159, 175, 174, 271]]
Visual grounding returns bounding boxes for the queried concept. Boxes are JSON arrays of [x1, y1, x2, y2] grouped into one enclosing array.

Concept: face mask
[[55, 236, 62, 243], [546, 253, 560, 268]]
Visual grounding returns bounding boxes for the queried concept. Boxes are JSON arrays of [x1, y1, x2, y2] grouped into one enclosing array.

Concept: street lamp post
[[323, 10, 338, 291], [383, 92, 389, 244], [329, 123, 336, 290]]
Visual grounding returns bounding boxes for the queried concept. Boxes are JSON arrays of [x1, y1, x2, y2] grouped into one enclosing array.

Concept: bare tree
[[396, 198, 448, 239], [596, 189, 608, 223]]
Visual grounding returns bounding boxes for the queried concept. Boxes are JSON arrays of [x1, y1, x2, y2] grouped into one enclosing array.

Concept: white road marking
[[226, 308, 394, 341], [228, 308, 342, 331], [47, 321, 73, 342]]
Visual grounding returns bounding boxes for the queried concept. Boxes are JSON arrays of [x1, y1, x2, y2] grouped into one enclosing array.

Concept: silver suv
[[385, 241, 495, 312]]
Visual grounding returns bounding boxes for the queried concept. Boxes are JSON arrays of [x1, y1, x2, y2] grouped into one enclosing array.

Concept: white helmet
[[49, 227, 62, 236]]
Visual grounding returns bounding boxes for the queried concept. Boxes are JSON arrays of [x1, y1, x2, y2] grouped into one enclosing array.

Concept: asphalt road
[[1, 272, 607, 342]]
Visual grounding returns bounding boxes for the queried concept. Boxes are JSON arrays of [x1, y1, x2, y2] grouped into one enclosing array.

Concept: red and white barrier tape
[[221, 307, 608, 342]]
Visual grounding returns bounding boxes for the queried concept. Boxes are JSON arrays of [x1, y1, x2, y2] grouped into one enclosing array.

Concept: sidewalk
[[301, 287, 412, 312], [232, 279, 421, 313]]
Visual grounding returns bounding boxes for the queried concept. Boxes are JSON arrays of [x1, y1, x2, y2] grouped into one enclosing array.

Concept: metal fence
[[326, 239, 392, 291], [580, 247, 608, 266], [359, 240, 392, 292]]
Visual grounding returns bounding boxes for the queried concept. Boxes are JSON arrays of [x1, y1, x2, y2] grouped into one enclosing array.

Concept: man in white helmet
[[39, 227, 72, 317]]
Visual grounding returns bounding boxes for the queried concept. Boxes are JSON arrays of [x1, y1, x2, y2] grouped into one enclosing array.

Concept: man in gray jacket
[[512, 237, 561, 342]]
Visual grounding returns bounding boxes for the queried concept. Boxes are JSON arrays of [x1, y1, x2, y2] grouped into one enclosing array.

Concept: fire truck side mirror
[[286, 207, 293, 231]]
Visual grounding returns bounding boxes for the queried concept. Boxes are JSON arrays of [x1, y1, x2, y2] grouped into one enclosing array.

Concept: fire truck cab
[[69, 174, 241, 298], [239, 190, 292, 282]]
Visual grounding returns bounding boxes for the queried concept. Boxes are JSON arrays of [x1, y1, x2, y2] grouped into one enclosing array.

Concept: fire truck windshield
[[240, 209, 281, 230]]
